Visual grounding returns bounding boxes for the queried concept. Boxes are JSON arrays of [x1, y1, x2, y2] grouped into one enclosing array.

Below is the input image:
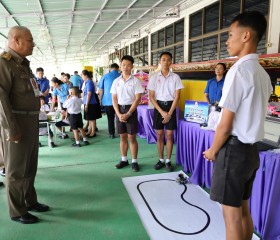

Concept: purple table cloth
[[137, 105, 179, 144], [137, 105, 157, 143], [176, 120, 280, 240]]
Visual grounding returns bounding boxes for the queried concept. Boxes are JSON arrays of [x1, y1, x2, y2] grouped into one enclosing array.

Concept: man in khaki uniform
[[0, 26, 49, 224]]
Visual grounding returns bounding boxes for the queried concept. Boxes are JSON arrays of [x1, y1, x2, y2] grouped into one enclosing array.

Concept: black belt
[[12, 110, 40, 115], [228, 136, 253, 146], [157, 100, 173, 105], [118, 104, 131, 108]]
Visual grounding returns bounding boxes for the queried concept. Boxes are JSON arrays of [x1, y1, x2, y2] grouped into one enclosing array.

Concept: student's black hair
[[51, 77, 63, 85], [121, 55, 134, 64], [36, 67, 44, 72], [70, 87, 79, 95], [110, 63, 119, 69], [231, 11, 267, 43], [159, 51, 173, 60]]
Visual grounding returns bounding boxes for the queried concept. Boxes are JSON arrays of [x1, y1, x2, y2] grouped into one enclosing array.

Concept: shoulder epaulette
[[0, 52, 12, 61]]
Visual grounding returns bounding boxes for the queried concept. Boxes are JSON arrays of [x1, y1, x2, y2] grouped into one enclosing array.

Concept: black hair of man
[[231, 11, 267, 43], [121, 55, 134, 64], [36, 67, 44, 72], [74, 71, 78, 74], [61, 72, 65, 76], [110, 63, 119, 69], [160, 51, 173, 60]]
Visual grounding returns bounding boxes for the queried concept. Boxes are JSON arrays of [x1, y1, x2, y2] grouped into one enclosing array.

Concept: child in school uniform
[[39, 96, 56, 148], [110, 55, 144, 172], [63, 87, 89, 147]]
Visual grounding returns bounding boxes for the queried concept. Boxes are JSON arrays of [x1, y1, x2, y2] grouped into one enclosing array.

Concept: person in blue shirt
[[98, 63, 120, 138], [82, 70, 101, 137], [70, 71, 83, 87], [36, 67, 50, 104], [204, 63, 226, 105]]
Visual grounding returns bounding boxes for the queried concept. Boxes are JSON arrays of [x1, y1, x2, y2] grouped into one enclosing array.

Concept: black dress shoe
[[11, 212, 39, 224], [87, 134, 96, 138], [27, 202, 50, 212]]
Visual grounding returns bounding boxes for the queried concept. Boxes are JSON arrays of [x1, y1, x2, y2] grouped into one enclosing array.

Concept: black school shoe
[[154, 160, 165, 170], [72, 143, 81, 147], [11, 212, 39, 224], [131, 162, 140, 172], [166, 162, 174, 172], [27, 202, 50, 212], [115, 161, 129, 169]]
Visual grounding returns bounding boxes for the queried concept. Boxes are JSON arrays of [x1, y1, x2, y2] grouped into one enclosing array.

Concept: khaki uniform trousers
[[1, 114, 39, 217]]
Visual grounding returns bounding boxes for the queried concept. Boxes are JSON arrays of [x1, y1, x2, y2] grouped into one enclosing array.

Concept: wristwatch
[[127, 111, 132, 116]]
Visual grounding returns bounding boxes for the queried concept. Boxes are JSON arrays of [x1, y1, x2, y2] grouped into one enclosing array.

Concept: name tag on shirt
[[30, 78, 40, 97]]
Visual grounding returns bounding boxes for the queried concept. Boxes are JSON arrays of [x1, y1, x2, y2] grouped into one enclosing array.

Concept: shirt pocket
[[14, 72, 32, 94]]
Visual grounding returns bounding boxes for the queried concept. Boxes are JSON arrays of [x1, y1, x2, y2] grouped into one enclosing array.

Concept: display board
[[184, 100, 209, 124], [134, 71, 149, 105]]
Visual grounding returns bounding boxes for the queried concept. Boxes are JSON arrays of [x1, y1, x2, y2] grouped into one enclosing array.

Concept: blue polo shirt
[[70, 74, 83, 87], [52, 83, 69, 103], [36, 77, 50, 103], [98, 70, 120, 106], [83, 79, 97, 105], [204, 77, 225, 104]]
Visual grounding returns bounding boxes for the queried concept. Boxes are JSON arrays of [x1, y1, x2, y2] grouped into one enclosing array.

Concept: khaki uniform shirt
[[0, 48, 40, 137]]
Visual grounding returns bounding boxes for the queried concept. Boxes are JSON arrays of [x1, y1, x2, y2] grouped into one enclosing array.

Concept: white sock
[[62, 132, 66, 136], [165, 159, 171, 163], [159, 158, 164, 163], [83, 137, 87, 141], [121, 156, 127, 162], [76, 141, 80, 144], [132, 159, 137, 163]]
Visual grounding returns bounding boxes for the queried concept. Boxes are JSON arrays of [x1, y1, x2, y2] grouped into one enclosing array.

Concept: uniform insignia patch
[[0, 52, 12, 61]]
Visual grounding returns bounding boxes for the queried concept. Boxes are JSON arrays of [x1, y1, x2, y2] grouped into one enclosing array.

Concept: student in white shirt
[[63, 87, 89, 147], [110, 55, 144, 172], [147, 52, 184, 172], [203, 11, 273, 240], [39, 96, 56, 148]]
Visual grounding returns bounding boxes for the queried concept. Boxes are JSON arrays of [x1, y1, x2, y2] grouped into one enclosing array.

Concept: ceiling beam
[[80, 0, 109, 47], [90, 0, 139, 50], [37, 0, 56, 60], [97, 0, 165, 51], [65, 0, 77, 58], [0, 17, 173, 30], [0, 6, 180, 18], [0, 1, 20, 26]]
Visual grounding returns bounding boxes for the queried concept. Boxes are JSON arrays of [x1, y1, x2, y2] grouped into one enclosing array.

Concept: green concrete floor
[[0, 116, 181, 240]]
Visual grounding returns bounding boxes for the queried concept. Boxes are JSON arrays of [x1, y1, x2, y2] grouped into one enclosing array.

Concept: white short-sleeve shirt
[[219, 54, 273, 143], [110, 74, 144, 105], [147, 71, 184, 101]]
